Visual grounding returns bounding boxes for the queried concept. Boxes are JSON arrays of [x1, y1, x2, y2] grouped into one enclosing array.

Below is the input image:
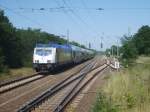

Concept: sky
[[0, 0, 150, 50]]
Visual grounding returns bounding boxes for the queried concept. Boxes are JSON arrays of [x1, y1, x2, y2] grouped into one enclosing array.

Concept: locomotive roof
[[36, 43, 93, 53], [36, 43, 72, 50]]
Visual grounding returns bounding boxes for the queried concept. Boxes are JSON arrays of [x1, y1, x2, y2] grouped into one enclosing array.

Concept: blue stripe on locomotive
[[36, 43, 72, 52]]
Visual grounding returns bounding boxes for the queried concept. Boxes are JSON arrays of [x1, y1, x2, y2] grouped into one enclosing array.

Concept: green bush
[[92, 92, 118, 112], [120, 36, 138, 67], [93, 62, 150, 112], [0, 48, 5, 72]]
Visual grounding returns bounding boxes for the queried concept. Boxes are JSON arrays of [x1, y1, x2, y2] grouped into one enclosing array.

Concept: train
[[33, 43, 95, 72]]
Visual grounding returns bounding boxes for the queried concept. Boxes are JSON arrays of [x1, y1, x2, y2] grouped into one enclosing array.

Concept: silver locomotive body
[[33, 44, 72, 72], [33, 43, 94, 72]]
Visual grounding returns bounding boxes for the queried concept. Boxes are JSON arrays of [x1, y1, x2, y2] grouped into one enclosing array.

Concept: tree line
[[106, 25, 150, 65], [0, 10, 86, 72]]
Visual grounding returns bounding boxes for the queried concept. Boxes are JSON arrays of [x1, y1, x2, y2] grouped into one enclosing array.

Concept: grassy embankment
[[92, 56, 150, 112], [0, 67, 35, 81]]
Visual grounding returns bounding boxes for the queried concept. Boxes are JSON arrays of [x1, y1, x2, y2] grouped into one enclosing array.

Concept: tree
[[120, 35, 138, 65], [105, 48, 111, 57], [0, 10, 23, 68], [133, 25, 150, 55], [0, 48, 5, 72], [0, 9, 89, 71], [111, 45, 118, 56]]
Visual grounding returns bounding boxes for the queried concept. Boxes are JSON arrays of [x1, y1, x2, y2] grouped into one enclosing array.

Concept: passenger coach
[[33, 43, 94, 72]]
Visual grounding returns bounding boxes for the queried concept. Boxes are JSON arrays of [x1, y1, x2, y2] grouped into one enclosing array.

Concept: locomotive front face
[[33, 48, 56, 63], [33, 47, 56, 71]]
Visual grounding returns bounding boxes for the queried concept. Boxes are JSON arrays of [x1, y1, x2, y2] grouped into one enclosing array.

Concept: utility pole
[[112, 46, 113, 57], [67, 29, 69, 44], [117, 40, 119, 58], [128, 27, 131, 37], [89, 42, 91, 49], [100, 36, 103, 51]]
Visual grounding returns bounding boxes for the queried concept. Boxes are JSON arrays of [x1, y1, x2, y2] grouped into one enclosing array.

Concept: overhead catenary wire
[[54, 0, 95, 47], [2, 1, 146, 50], [62, 0, 98, 47], [80, 0, 103, 47], [0, 4, 47, 29], [8, 2, 127, 49], [62, 0, 89, 28], [62, 0, 103, 47], [54, 0, 83, 28], [0, 4, 62, 36], [62, 0, 95, 33], [3, 6, 150, 12], [79, 1, 122, 50], [0, 2, 89, 48], [53, 0, 89, 40]]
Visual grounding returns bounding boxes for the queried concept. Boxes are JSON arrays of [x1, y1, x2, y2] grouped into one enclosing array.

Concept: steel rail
[[53, 63, 108, 112], [0, 73, 40, 88], [17, 59, 96, 112], [53, 64, 93, 112], [18, 60, 95, 112], [0, 73, 45, 94], [0, 59, 95, 94]]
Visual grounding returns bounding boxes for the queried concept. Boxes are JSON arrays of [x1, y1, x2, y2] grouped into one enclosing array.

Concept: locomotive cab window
[[36, 49, 52, 56]]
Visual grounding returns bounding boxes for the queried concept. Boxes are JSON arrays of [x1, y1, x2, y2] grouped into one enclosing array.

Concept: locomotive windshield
[[35, 49, 52, 56]]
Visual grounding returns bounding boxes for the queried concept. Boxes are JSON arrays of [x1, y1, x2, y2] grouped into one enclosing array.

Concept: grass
[[0, 67, 35, 81], [92, 56, 150, 112], [136, 56, 150, 64]]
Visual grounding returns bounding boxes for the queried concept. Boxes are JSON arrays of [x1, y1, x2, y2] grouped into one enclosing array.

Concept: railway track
[[18, 59, 108, 112], [0, 58, 98, 95], [0, 59, 98, 112], [0, 72, 46, 94], [0, 60, 94, 95], [54, 64, 108, 112]]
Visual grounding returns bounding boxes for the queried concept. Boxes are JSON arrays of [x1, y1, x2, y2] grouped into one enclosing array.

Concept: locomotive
[[33, 43, 94, 72]]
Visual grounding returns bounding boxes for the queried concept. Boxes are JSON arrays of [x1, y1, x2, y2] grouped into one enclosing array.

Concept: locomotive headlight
[[35, 60, 39, 63], [47, 60, 51, 63]]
